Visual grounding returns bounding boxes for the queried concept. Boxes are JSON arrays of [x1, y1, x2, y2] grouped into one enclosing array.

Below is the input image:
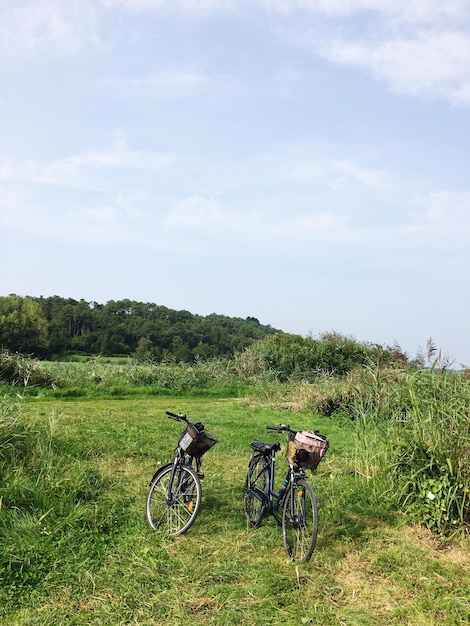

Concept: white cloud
[[0, 187, 145, 246], [1, 127, 469, 258], [273, 210, 346, 236], [133, 72, 211, 88], [283, 156, 391, 189], [131, 71, 214, 98], [281, 159, 326, 183], [0, 0, 98, 55], [166, 195, 256, 234], [0, 130, 176, 189], [164, 190, 347, 242], [418, 190, 470, 244], [262, 0, 468, 22], [2, 0, 469, 109], [0, 158, 14, 181], [2, 160, 469, 259], [55, 144, 176, 177], [166, 195, 222, 231], [316, 30, 470, 105], [99, 0, 234, 12], [3, 0, 468, 54], [265, 1, 470, 107], [330, 159, 391, 189]]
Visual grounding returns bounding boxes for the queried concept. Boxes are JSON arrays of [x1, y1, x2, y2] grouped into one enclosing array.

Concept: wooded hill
[[0, 295, 280, 361]]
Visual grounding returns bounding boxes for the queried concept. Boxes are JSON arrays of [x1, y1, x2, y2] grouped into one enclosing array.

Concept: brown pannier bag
[[293, 430, 329, 470]]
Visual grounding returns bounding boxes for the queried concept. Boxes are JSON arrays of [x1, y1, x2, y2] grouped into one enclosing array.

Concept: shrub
[[234, 332, 404, 382], [0, 350, 55, 388], [391, 367, 470, 536], [349, 364, 470, 537]]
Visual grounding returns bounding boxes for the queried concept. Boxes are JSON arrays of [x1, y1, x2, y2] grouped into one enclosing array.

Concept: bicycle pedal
[[197, 472, 205, 479]]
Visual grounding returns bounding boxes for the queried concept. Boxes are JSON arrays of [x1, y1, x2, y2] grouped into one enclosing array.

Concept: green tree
[[0, 295, 49, 356], [29, 295, 281, 360], [134, 337, 154, 360]]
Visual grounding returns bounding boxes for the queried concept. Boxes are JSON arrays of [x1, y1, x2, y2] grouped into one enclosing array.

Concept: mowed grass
[[2, 396, 470, 625]]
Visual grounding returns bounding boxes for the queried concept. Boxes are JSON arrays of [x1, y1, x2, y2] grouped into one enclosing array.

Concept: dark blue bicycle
[[243, 424, 328, 562]]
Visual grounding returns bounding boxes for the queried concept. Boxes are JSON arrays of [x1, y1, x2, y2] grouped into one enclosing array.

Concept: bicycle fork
[[288, 478, 308, 531], [165, 457, 194, 509]]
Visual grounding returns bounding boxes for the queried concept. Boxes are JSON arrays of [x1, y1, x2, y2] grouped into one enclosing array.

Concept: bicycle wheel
[[243, 454, 269, 528], [146, 463, 202, 535], [282, 478, 318, 562]]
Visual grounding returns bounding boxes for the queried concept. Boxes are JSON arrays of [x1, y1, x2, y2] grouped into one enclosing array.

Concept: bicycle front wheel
[[243, 454, 269, 528], [282, 478, 318, 562], [146, 464, 202, 535]]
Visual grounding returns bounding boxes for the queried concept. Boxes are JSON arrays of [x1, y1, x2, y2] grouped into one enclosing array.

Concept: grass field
[[1, 395, 470, 625]]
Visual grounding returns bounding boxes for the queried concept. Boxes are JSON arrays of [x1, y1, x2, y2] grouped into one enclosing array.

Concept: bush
[[234, 332, 404, 382], [0, 350, 55, 388], [349, 364, 470, 537], [391, 367, 470, 536]]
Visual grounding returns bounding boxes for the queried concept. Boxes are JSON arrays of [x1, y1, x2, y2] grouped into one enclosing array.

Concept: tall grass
[[391, 367, 470, 535], [347, 364, 470, 536], [257, 362, 470, 537], [0, 351, 55, 388], [0, 352, 250, 397], [0, 397, 123, 611]]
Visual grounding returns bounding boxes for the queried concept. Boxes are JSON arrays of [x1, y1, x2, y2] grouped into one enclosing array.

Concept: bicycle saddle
[[250, 441, 281, 455]]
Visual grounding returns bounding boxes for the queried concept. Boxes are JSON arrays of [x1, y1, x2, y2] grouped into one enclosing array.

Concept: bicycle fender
[[148, 462, 173, 486]]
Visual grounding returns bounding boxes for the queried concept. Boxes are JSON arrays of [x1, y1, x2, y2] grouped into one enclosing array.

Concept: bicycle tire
[[147, 462, 173, 486], [243, 454, 269, 528], [281, 478, 318, 562], [146, 463, 202, 535]]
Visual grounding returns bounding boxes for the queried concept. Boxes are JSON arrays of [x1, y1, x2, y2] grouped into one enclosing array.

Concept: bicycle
[[146, 411, 218, 536], [243, 424, 329, 562]]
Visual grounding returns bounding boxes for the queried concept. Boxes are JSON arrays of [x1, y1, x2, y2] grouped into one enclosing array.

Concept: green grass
[[1, 396, 469, 625]]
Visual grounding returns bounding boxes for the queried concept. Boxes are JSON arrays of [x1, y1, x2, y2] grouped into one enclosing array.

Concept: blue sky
[[1, 0, 469, 366]]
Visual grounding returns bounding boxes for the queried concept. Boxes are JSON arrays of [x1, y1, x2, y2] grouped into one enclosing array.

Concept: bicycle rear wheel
[[146, 464, 202, 535], [281, 478, 318, 562], [243, 454, 269, 528]]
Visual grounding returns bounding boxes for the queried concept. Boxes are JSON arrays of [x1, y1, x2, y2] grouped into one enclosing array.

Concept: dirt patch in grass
[[335, 524, 470, 623], [335, 551, 406, 614], [406, 525, 470, 566]]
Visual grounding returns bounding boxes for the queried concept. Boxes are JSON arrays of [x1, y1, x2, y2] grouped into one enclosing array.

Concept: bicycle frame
[[250, 450, 301, 524], [164, 447, 203, 505], [148, 447, 202, 485]]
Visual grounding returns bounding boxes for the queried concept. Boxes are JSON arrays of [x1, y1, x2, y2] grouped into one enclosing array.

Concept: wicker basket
[[179, 424, 218, 458], [293, 430, 329, 470]]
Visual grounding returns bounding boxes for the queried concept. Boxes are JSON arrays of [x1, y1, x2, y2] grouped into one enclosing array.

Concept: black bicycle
[[243, 424, 329, 562], [146, 411, 218, 535]]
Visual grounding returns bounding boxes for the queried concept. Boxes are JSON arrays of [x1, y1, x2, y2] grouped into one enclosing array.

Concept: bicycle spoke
[[243, 455, 269, 528], [282, 479, 318, 562], [146, 465, 202, 535], [146, 412, 217, 536]]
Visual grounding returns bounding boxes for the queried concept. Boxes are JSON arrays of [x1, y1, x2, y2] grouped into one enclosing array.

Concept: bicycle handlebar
[[166, 411, 206, 432], [266, 424, 295, 435], [166, 411, 189, 423]]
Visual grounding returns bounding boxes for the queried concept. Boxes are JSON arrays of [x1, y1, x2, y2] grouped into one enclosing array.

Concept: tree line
[[0, 295, 280, 361]]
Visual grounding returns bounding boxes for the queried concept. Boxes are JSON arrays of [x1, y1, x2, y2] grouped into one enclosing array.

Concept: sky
[[1, 1, 469, 367]]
